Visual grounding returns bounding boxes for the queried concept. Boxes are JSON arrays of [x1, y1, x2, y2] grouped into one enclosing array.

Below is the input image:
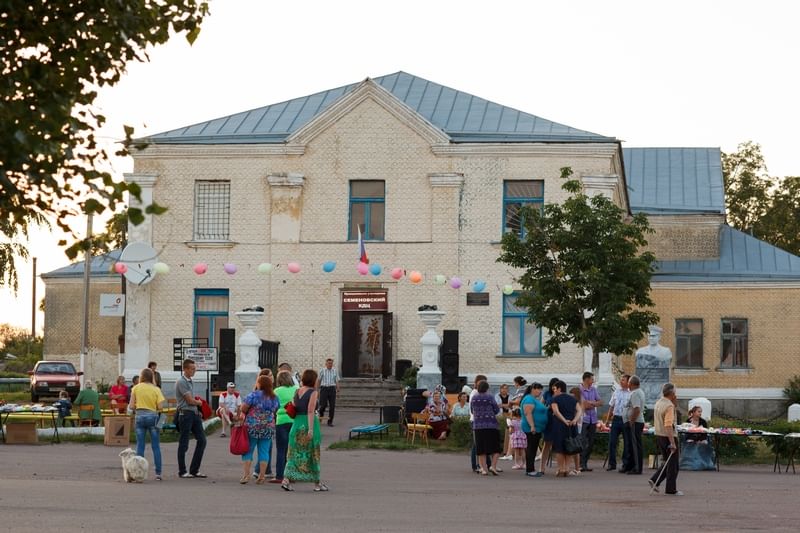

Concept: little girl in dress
[[509, 408, 527, 469]]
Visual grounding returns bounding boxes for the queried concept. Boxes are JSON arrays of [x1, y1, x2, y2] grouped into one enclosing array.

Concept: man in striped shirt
[[316, 358, 340, 427]]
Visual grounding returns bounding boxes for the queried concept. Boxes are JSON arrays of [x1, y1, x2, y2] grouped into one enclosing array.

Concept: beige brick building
[[43, 73, 800, 414]]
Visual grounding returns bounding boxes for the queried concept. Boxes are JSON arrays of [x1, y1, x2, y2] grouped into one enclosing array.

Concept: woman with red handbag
[[273, 371, 299, 484], [236, 375, 280, 484], [282, 369, 327, 492]]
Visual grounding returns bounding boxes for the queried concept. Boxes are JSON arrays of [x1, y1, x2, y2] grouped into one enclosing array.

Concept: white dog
[[119, 448, 149, 483]]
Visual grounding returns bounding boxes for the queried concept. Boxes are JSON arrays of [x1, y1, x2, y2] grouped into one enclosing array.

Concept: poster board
[[184, 347, 218, 372]]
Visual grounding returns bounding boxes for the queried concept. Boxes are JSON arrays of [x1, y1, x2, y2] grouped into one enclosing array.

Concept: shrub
[[401, 366, 418, 388], [783, 375, 800, 408]]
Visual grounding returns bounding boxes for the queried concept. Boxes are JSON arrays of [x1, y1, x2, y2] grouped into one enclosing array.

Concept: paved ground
[[1, 409, 799, 532]]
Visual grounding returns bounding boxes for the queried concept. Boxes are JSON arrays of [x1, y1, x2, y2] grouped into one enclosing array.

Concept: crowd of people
[[63, 355, 695, 496], [458, 372, 685, 495]]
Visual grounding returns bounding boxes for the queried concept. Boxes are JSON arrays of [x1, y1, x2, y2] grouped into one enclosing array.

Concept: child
[[53, 391, 72, 427], [509, 408, 527, 469]]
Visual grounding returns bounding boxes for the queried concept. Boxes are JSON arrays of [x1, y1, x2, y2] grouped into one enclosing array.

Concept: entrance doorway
[[341, 312, 393, 378]]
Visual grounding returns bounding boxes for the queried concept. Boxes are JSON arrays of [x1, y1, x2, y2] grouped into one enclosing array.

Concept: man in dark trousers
[[622, 375, 645, 474], [176, 358, 207, 478], [316, 358, 340, 427], [649, 382, 682, 495]]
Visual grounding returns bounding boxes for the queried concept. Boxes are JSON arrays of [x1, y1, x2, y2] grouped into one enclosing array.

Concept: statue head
[[647, 325, 663, 347]]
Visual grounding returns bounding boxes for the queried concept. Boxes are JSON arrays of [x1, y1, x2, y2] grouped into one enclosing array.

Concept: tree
[[0, 1, 208, 287], [722, 142, 800, 255], [497, 167, 659, 374], [0, 323, 43, 374], [93, 211, 129, 254]]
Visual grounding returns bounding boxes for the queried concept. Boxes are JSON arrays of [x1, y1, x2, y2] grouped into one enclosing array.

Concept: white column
[[122, 172, 158, 376]]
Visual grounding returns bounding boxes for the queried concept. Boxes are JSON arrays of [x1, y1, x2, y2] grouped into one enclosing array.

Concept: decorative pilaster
[[122, 172, 158, 375], [235, 311, 264, 394], [267, 173, 305, 243]]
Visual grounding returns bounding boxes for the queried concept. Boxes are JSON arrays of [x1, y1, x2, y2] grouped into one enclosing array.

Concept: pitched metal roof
[[146, 71, 615, 144], [653, 226, 800, 282], [41, 250, 121, 280], [623, 147, 725, 215]]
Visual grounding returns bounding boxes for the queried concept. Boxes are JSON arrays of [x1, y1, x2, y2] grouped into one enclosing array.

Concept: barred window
[[194, 180, 231, 240]]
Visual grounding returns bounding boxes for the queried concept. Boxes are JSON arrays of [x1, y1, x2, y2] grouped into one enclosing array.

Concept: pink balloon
[[390, 267, 404, 280], [449, 277, 462, 289], [193, 263, 207, 275], [223, 263, 237, 275], [287, 262, 301, 273], [357, 262, 369, 275], [114, 262, 127, 274]]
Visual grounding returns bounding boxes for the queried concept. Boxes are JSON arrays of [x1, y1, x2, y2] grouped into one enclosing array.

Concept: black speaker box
[[218, 351, 235, 374], [219, 328, 236, 353], [441, 352, 460, 393], [211, 372, 234, 392], [441, 329, 459, 354]]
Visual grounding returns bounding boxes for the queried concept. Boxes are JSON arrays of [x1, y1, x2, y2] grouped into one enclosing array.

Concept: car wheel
[[31, 391, 39, 402]]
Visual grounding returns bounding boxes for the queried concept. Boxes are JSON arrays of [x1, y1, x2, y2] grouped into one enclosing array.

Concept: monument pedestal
[[416, 310, 445, 393], [235, 311, 263, 394]]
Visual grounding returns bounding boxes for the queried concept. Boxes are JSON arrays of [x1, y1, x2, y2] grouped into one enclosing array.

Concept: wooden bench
[[348, 423, 390, 440]]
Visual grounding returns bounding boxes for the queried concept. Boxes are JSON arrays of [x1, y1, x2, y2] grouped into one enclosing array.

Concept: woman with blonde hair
[[282, 369, 327, 492], [130, 367, 166, 481]]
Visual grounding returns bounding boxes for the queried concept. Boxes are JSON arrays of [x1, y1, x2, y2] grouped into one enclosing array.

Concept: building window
[[502, 292, 542, 356], [675, 319, 703, 368], [720, 318, 748, 368], [194, 180, 231, 240], [348, 180, 385, 240], [194, 289, 229, 348], [503, 180, 544, 236]]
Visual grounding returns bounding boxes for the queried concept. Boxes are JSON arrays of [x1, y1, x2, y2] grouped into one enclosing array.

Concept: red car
[[29, 361, 83, 402]]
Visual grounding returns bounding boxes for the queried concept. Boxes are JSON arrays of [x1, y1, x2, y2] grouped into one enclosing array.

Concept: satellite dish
[[118, 242, 158, 286]]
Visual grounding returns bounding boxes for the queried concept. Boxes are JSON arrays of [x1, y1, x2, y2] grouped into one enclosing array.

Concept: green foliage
[[0, 324, 42, 373], [92, 211, 129, 254], [723, 142, 800, 256], [498, 167, 659, 370], [783, 375, 800, 408], [401, 366, 418, 388], [95, 380, 111, 394], [448, 416, 474, 448], [0, 1, 209, 286]]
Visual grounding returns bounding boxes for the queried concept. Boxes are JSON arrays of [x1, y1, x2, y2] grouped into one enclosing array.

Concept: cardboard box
[[104, 416, 131, 446], [5, 422, 38, 444]]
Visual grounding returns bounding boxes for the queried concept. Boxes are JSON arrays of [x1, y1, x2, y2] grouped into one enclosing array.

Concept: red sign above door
[[342, 291, 388, 312]]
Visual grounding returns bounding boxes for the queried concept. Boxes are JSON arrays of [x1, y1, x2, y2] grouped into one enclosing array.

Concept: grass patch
[[328, 423, 469, 453], [0, 391, 33, 403]]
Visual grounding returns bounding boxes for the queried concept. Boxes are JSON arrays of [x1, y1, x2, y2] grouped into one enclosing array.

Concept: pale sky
[[3, 0, 799, 334]]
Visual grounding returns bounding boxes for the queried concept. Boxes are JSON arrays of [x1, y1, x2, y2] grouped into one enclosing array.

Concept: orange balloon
[[409, 271, 423, 284]]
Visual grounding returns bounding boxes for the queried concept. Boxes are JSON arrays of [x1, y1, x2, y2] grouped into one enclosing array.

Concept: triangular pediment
[[285, 78, 451, 148]]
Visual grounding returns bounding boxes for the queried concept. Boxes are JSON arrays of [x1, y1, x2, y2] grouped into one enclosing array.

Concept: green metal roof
[[654, 226, 800, 282], [146, 71, 616, 145], [623, 147, 725, 215]]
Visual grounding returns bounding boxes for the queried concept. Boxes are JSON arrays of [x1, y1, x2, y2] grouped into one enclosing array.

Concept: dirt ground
[[1, 410, 798, 532]]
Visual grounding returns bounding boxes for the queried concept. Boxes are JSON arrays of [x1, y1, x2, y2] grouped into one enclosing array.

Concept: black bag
[[564, 434, 586, 455]]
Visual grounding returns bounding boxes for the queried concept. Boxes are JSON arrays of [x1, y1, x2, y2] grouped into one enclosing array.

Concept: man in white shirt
[[316, 358, 340, 427], [606, 374, 631, 471], [215, 382, 241, 438]]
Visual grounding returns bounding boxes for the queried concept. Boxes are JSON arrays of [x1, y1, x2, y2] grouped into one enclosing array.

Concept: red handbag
[[230, 423, 250, 455], [284, 401, 296, 419]]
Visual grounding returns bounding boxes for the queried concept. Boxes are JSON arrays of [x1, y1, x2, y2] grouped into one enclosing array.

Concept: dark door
[[382, 313, 393, 379], [341, 312, 360, 377]]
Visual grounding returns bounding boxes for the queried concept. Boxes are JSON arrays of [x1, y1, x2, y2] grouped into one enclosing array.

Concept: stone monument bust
[[636, 325, 672, 363], [635, 325, 672, 407]]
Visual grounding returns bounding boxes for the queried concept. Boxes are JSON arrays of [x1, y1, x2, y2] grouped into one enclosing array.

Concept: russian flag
[[358, 225, 369, 264]]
